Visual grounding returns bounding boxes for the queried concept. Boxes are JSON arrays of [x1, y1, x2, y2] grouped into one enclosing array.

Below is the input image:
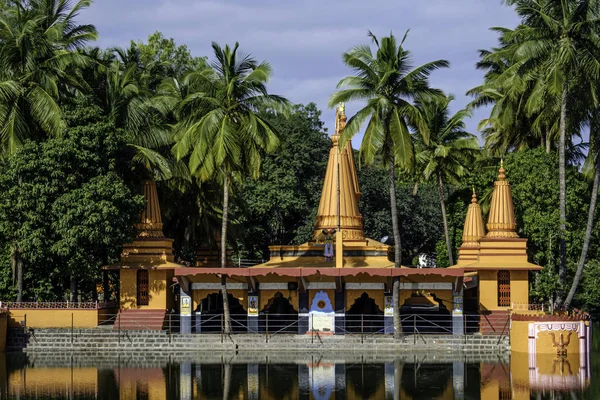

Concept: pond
[[0, 347, 597, 399]]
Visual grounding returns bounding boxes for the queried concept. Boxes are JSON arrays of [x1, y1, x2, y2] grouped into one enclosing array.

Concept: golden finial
[[334, 102, 346, 135], [471, 186, 477, 204], [498, 159, 506, 181]]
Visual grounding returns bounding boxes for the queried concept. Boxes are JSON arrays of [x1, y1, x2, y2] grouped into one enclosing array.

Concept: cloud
[[79, 0, 520, 142]]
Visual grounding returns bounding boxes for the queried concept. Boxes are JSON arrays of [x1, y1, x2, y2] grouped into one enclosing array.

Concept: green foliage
[[0, 0, 97, 156], [0, 103, 143, 300], [134, 31, 207, 81], [238, 103, 330, 258]]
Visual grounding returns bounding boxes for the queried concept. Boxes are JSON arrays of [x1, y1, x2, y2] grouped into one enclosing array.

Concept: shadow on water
[[0, 321, 599, 399]]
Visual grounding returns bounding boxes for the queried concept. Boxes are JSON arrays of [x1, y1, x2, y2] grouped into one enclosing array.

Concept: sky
[[79, 0, 520, 145]]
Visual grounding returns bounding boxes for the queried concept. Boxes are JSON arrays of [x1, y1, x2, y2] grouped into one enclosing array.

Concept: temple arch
[[259, 291, 298, 333], [400, 291, 452, 334], [196, 292, 247, 333], [345, 292, 384, 334]]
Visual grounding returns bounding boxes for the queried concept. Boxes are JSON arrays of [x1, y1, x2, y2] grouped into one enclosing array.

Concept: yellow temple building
[[108, 103, 543, 336]]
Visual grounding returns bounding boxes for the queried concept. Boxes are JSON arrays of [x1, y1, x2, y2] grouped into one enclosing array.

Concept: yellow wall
[[478, 270, 499, 311], [511, 319, 584, 357], [8, 309, 98, 328], [0, 314, 6, 352], [479, 270, 529, 311], [510, 320, 529, 353], [120, 269, 173, 310], [510, 270, 529, 305]]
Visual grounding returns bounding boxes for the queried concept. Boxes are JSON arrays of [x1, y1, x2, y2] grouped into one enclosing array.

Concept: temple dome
[[486, 162, 518, 238], [461, 188, 485, 247]]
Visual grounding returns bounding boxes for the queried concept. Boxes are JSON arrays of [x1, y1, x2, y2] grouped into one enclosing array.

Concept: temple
[[108, 104, 542, 336]]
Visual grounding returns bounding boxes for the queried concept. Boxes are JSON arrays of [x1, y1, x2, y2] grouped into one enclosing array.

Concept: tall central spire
[[486, 161, 518, 238], [313, 104, 364, 241]]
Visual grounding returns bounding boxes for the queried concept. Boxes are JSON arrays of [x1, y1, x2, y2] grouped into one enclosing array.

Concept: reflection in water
[[0, 351, 594, 399]]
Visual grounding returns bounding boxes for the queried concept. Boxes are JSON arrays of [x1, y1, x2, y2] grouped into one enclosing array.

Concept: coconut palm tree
[[412, 94, 480, 266], [494, 0, 600, 303], [0, 0, 97, 156], [329, 31, 448, 338], [565, 113, 600, 307], [172, 42, 289, 333]]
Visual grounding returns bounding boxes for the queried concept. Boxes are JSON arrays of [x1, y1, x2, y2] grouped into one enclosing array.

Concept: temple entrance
[[259, 292, 298, 333], [345, 293, 384, 334], [197, 292, 247, 333], [463, 286, 480, 333], [400, 292, 452, 334]]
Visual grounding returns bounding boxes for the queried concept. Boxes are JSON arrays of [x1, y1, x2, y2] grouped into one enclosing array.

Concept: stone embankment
[[6, 328, 509, 356]]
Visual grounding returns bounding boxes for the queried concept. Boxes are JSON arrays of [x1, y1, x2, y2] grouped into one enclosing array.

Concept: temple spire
[[461, 187, 485, 248], [486, 163, 518, 238], [314, 104, 364, 241], [135, 180, 165, 238]]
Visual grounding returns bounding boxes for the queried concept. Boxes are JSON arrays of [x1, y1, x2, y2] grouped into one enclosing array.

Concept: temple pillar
[[298, 364, 309, 399], [298, 292, 309, 334], [453, 361, 465, 400], [384, 362, 395, 398], [452, 282, 464, 335], [334, 290, 345, 334], [180, 362, 192, 400], [247, 292, 258, 333], [384, 294, 394, 334], [180, 288, 192, 334], [335, 363, 346, 397], [247, 364, 259, 400]]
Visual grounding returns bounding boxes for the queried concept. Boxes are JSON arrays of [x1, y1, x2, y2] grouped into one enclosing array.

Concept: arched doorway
[[197, 292, 247, 333], [259, 292, 298, 333], [346, 293, 384, 334], [400, 292, 452, 334]]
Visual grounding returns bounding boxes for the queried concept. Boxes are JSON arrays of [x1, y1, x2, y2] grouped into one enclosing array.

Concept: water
[[0, 350, 597, 400]]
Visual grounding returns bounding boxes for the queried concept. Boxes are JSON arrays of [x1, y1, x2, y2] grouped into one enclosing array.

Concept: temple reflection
[[0, 353, 592, 399]]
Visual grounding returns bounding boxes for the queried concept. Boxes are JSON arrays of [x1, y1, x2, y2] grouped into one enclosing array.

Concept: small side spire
[[134, 180, 165, 238], [486, 163, 518, 238], [461, 187, 485, 248]]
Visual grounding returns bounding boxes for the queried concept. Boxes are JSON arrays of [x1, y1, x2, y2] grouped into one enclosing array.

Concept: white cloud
[[80, 0, 520, 144]]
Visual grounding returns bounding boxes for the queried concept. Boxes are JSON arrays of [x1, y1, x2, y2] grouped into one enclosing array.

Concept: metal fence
[[1, 301, 117, 309], [95, 312, 511, 337]]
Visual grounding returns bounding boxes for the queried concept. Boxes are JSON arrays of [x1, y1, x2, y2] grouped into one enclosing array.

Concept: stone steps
[[7, 328, 509, 353]]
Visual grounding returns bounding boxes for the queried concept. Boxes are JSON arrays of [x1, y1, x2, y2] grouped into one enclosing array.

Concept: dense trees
[[0, 101, 142, 301], [0, 0, 599, 317]]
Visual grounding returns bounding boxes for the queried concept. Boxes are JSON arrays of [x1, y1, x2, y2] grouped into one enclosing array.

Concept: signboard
[[180, 295, 191, 317], [248, 295, 258, 316], [384, 296, 394, 316], [452, 294, 463, 315]]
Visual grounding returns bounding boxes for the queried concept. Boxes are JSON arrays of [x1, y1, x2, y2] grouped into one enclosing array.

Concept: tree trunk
[[103, 270, 110, 303], [546, 132, 552, 153], [222, 362, 231, 400], [564, 146, 600, 307], [221, 174, 231, 334], [557, 86, 568, 304], [388, 158, 402, 338], [437, 172, 454, 266], [14, 246, 23, 302], [70, 274, 78, 302]]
